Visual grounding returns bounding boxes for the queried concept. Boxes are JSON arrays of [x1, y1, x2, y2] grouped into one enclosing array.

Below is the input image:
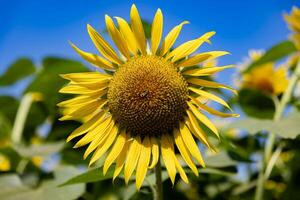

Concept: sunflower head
[[108, 56, 188, 137], [241, 51, 289, 95], [284, 6, 300, 49], [58, 4, 237, 189]]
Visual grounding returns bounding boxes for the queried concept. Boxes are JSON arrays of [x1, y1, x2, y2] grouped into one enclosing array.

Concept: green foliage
[[25, 57, 88, 116], [0, 166, 85, 200], [0, 58, 35, 86], [60, 167, 114, 186], [238, 89, 275, 119], [142, 20, 152, 39], [205, 152, 237, 168], [0, 96, 19, 123], [230, 112, 300, 139], [13, 141, 65, 158], [0, 112, 12, 140]]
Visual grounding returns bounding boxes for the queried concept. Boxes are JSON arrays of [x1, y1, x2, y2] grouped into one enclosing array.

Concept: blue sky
[[0, 0, 299, 88]]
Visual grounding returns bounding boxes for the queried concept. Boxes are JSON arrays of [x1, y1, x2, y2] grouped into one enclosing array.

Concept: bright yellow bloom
[[30, 137, 45, 167], [32, 156, 44, 167], [285, 6, 300, 49], [59, 4, 237, 189], [0, 153, 11, 171], [242, 51, 289, 95]]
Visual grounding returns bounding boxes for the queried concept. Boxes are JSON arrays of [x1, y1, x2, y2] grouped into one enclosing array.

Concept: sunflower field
[[1, 1, 300, 200]]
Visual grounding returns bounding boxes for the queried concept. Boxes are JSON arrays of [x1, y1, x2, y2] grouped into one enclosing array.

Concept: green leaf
[[0, 58, 35, 86], [238, 89, 275, 119], [199, 168, 236, 176], [0, 166, 85, 200], [25, 57, 88, 116], [0, 96, 19, 123], [229, 112, 300, 139], [47, 119, 81, 141], [205, 152, 238, 168], [60, 167, 114, 186], [245, 41, 297, 73], [122, 171, 169, 200], [142, 20, 151, 39], [0, 112, 12, 140], [229, 118, 274, 135], [13, 141, 65, 158], [23, 101, 48, 141], [275, 112, 300, 139], [0, 174, 30, 196], [232, 180, 257, 195]]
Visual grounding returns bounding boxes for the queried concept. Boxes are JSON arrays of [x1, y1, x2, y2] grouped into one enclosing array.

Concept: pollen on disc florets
[[107, 56, 188, 137]]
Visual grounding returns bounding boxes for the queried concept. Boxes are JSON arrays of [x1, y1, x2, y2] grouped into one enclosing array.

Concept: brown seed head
[[108, 56, 188, 136]]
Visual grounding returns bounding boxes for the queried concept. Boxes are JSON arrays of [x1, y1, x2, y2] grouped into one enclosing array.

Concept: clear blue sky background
[[0, 0, 299, 93]]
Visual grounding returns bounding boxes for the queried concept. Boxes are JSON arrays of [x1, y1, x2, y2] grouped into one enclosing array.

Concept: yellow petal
[[73, 116, 112, 148], [173, 154, 189, 184], [187, 102, 219, 138], [273, 67, 289, 95], [187, 78, 237, 95], [83, 119, 114, 159], [66, 111, 106, 142], [61, 99, 107, 121], [191, 97, 239, 118], [59, 99, 107, 121], [149, 137, 159, 169], [57, 90, 107, 108], [103, 130, 127, 175], [188, 87, 231, 109], [165, 135, 189, 183], [73, 80, 110, 90], [61, 72, 111, 82], [174, 128, 199, 176], [115, 17, 138, 55], [136, 136, 151, 190], [124, 136, 142, 184], [87, 24, 122, 65], [151, 9, 163, 55], [160, 21, 189, 56], [113, 138, 130, 180], [105, 15, 131, 59], [177, 51, 229, 68], [179, 122, 205, 167], [161, 134, 177, 185], [182, 65, 234, 76], [58, 95, 93, 107], [130, 4, 147, 55], [185, 118, 218, 153], [70, 43, 115, 70], [89, 124, 119, 166], [59, 85, 93, 94], [166, 31, 215, 62], [185, 110, 210, 147]]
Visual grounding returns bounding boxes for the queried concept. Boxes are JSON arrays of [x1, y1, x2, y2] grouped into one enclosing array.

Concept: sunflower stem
[[155, 156, 163, 200], [255, 58, 300, 200], [11, 93, 34, 144]]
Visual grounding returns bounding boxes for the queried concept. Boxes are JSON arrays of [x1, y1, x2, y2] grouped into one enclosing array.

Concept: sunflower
[[0, 153, 10, 172], [285, 6, 300, 49], [58, 4, 237, 189], [241, 50, 289, 95]]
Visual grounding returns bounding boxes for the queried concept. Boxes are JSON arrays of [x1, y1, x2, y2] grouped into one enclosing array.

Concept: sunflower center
[[107, 56, 188, 136]]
